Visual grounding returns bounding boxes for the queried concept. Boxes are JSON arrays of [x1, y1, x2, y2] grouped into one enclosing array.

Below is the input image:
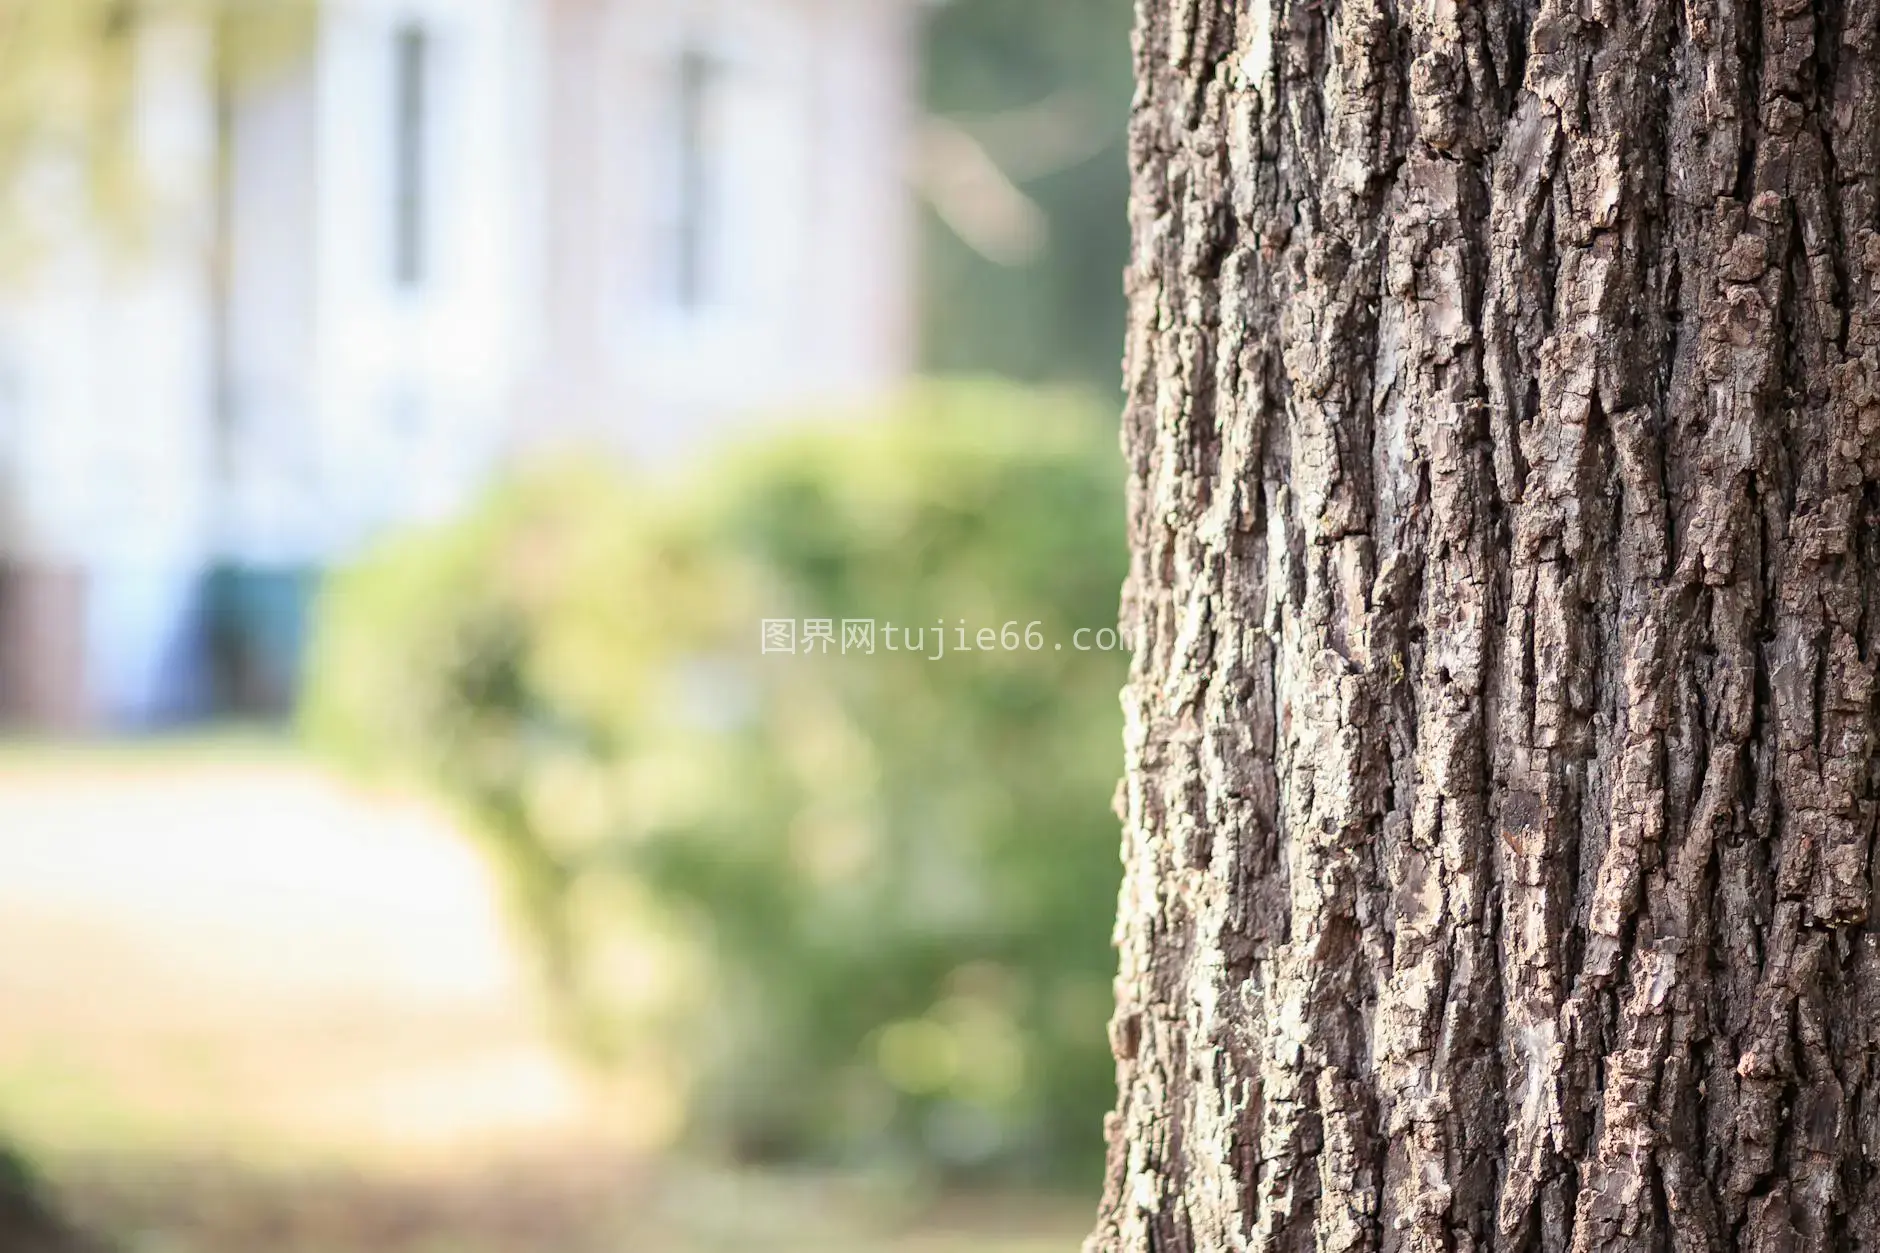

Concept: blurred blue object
[[206, 563, 320, 720]]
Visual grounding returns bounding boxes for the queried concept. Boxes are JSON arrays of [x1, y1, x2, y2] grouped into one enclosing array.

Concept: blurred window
[[391, 22, 430, 289], [672, 44, 719, 311]]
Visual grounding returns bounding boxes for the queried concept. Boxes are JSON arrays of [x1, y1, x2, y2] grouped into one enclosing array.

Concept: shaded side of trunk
[[1092, 0, 1880, 1248]]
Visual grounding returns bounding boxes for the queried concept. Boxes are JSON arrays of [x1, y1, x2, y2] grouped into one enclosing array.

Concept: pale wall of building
[[523, 0, 917, 461], [0, 0, 919, 729]]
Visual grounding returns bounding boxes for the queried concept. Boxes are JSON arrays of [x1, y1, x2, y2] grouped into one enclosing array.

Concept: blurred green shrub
[[921, 0, 1134, 393], [303, 383, 1126, 1183]]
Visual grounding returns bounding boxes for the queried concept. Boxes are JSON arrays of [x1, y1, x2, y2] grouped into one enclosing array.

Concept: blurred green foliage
[[304, 385, 1127, 1183], [920, 0, 1135, 393], [0, 0, 314, 272]]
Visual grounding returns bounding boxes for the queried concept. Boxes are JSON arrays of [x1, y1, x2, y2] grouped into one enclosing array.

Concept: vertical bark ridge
[[1370, 0, 1518, 1243], [1106, 3, 1278, 1250]]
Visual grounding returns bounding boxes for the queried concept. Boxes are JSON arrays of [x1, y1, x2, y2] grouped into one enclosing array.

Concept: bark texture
[[1093, 0, 1880, 1247]]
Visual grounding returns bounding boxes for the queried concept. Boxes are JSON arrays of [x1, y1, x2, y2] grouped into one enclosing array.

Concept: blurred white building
[[0, 0, 917, 729]]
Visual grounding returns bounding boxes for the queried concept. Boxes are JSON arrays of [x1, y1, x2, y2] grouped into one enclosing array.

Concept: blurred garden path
[[0, 741, 638, 1163], [0, 743, 1090, 1252]]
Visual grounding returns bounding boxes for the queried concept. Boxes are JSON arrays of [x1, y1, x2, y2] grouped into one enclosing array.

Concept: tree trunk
[[1092, 0, 1880, 1248]]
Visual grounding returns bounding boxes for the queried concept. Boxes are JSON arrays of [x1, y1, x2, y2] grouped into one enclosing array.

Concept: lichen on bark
[[1093, 0, 1880, 1248]]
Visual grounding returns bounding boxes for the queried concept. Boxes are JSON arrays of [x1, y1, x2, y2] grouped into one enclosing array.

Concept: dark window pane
[[675, 46, 715, 310], [393, 24, 429, 288]]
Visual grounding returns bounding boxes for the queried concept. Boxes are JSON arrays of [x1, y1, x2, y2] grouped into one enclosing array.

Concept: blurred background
[[0, 1, 1132, 1249]]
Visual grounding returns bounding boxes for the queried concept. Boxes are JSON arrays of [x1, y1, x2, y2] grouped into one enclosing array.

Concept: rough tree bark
[[1091, 0, 1880, 1248]]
